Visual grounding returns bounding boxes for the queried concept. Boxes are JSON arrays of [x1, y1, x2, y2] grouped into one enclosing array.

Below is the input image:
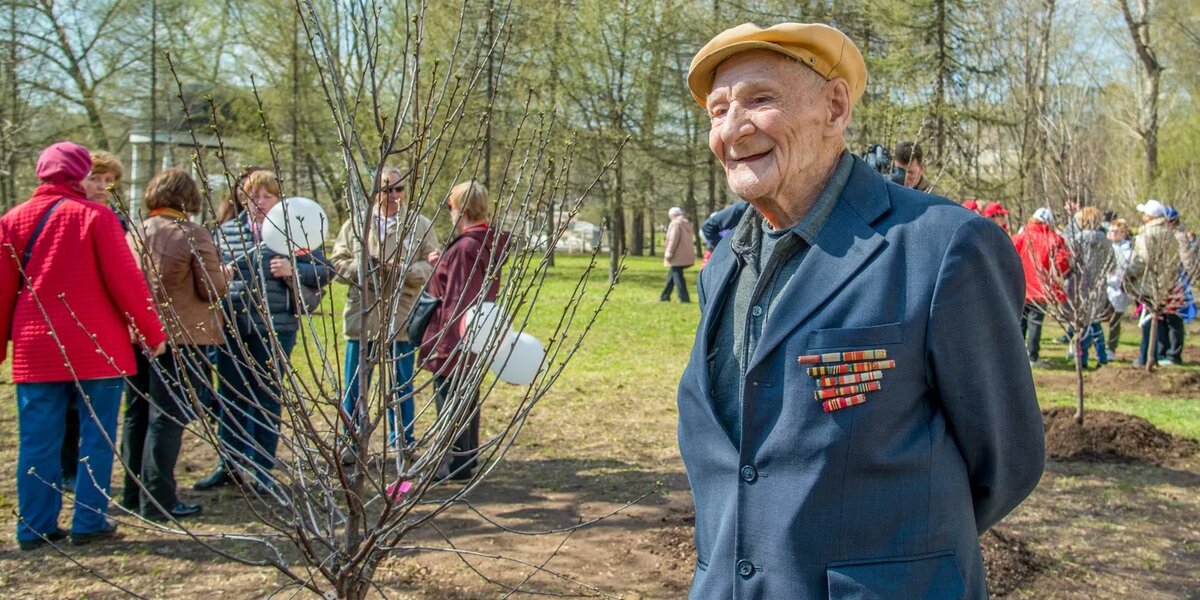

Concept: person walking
[[0, 142, 166, 549], [330, 166, 438, 460], [122, 168, 227, 520], [420, 181, 510, 481], [660, 206, 696, 303]]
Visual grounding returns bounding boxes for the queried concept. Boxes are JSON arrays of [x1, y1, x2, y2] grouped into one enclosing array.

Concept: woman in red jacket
[[0, 142, 166, 549], [420, 181, 509, 481], [1012, 207, 1071, 366]]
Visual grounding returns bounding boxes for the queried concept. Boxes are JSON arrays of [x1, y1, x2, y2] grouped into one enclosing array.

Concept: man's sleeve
[[926, 217, 1045, 534]]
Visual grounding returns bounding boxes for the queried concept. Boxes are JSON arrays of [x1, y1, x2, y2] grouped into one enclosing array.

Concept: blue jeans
[[217, 329, 297, 483], [343, 339, 416, 447], [16, 378, 124, 541], [1076, 322, 1108, 366]]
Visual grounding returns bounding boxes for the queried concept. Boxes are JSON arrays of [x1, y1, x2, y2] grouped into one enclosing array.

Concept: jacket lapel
[[748, 160, 892, 372], [691, 245, 740, 427]]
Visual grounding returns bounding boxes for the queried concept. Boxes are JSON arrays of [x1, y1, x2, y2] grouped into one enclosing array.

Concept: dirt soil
[[1044, 406, 1200, 465], [980, 528, 1046, 597]]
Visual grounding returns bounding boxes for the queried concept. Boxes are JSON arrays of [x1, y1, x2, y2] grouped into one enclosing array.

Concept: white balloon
[[262, 197, 329, 255], [488, 332, 544, 385], [463, 302, 510, 354]]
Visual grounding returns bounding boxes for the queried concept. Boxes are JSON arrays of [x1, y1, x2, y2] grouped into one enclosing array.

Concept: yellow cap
[[687, 22, 867, 108]]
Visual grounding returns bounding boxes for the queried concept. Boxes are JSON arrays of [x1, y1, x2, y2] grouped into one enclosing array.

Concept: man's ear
[[826, 79, 853, 135]]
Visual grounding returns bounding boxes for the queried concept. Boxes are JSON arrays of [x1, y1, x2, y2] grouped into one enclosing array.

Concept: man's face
[[706, 52, 833, 204], [989, 214, 1008, 230], [83, 171, 116, 202], [378, 172, 404, 215]]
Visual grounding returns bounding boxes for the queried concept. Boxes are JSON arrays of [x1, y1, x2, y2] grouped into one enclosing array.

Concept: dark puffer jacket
[[217, 214, 334, 334]]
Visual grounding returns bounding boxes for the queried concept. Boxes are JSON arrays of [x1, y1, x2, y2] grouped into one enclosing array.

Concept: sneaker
[[145, 502, 204, 522], [1054, 335, 1069, 344], [1159, 358, 1176, 367], [340, 446, 359, 466], [71, 519, 119, 546], [193, 467, 236, 491], [1029, 360, 1051, 369], [18, 527, 68, 551]]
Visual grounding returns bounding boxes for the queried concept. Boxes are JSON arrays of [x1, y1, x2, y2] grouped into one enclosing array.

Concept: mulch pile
[[981, 528, 1045, 596], [1088, 366, 1200, 398], [1043, 406, 1199, 465]]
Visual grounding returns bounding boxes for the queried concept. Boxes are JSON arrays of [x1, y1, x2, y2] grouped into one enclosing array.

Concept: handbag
[[287, 276, 325, 314], [407, 291, 441, 344]]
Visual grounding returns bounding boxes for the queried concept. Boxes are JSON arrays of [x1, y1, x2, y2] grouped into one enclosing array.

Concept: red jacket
[[420, 224, 510, 377], [0, 183, 165, 382], [1013, 221, 1071, 304]]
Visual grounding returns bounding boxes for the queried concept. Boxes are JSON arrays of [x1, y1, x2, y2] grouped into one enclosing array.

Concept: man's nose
[[718, 104, 755, 146]]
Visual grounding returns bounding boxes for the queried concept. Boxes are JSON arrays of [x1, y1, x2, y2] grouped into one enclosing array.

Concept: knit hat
[[35, 142, 92, 184]]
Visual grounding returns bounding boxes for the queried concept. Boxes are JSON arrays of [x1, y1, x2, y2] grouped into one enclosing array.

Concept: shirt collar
[[729, 149, 855, 259]]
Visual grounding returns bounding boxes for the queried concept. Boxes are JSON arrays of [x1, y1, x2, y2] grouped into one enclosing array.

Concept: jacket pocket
[[809, 322, 903, 350], [826, 550, 965, 600]]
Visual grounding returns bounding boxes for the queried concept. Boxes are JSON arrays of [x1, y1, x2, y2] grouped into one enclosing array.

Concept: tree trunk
[[1119, 0, 1163, 189], [1073, 335, 1084, 425], [932, 0, 948, 163], [1146, 315, 1158, 371], [630, 208, 644, 256]]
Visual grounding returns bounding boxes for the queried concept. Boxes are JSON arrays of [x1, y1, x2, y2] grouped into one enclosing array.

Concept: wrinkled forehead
[[707, 51, 811, 100]]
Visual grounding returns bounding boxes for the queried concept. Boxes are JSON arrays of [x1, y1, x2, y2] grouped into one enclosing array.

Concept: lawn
[[0, 254, 1197, 598]]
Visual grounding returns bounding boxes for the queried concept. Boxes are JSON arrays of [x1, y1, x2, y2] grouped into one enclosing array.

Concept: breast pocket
[[826, 551, 965, 600], [808, 322, 903, 350]]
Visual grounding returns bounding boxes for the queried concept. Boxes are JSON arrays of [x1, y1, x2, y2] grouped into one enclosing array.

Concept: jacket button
[[751, 305, 763, 317], [737, 559, 754, 578], [740, 465, 758, 482]]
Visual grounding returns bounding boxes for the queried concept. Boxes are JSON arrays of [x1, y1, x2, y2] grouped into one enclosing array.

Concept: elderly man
[[677, 23, 1045, 598], [661, 206, 697, 302]]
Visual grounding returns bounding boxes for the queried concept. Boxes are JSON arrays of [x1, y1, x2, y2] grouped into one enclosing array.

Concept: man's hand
[[150, 340, 167, 358], [427, 249, 441, 264], [221, 263, 236, 281], [269, 257, 294, 279]]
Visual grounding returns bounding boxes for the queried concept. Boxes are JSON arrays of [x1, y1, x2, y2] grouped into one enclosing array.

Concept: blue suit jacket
[[677, 157, 1045, 599]]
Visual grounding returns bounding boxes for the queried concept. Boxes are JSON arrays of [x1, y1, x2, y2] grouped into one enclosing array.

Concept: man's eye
[[709, 107, 727, 119], [751, 95, 771, 105]]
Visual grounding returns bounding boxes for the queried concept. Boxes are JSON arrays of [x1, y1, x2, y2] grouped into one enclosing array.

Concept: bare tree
[[1028, 84, 1111, 425], [25, 2, 629, 598], [1117, 0, 1164, 188]]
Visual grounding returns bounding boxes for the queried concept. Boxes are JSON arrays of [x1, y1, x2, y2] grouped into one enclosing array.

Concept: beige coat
[[331, 209, 439, 342], [664, 216, 696, 267], [127, 213, 228, 346]]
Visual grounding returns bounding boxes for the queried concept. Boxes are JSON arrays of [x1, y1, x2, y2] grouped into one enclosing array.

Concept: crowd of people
[[1, 141, 508, 550]]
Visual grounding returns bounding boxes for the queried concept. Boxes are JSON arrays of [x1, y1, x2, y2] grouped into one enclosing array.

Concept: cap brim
[[688, 41, 806, 107]]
